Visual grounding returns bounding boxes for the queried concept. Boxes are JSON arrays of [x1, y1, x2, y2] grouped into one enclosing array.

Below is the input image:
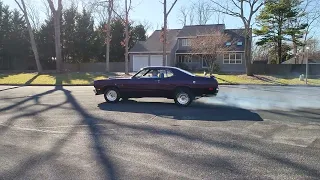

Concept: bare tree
[[177, 6, 188, 26], [214, 6, 225, 24], [41, 0, 51, 19], [210, 0, 264, 76], [123, 0, 132, 74], [161, 0, 178, 66], [14, 0, 43, 73], [190, 31, 233, 75], [252, 40, 269, 62], [194, 0, 213, 25], [106, 0, 114, 72], [188, 4, 194, 25], [299, 0, 320, 63], [25, 1, 41, 30], [47, 0, 63, 73], [140, 20, 152, 32]]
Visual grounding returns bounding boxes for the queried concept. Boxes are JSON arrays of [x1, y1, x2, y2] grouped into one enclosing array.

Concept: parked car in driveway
[[93, 66, 219, 106]]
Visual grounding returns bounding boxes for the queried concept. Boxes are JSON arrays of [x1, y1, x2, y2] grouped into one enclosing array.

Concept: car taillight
[[209, 87, 214, 91]]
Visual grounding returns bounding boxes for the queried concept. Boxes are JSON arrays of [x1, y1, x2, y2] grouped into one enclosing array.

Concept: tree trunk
[[54, 11, 63, 73], [277, 38, 282, 64], [163, 0, 167, 66], [106, 23, 111, 72], [106, 1, 112, 72], [244, 33, 253, 76], [292, 36, 298, 64], [20, 0, 42, 73], [124, 0, 129, 74]]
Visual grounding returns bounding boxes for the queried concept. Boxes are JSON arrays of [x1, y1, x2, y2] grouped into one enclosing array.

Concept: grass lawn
[[0, 72, 319, 86], [195, 73, 320, 86], [0, 72, 111, 85]]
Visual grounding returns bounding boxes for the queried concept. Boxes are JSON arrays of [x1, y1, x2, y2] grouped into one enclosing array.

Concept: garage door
[[133, 55, 149, 71], [150, 55, 164, 66]]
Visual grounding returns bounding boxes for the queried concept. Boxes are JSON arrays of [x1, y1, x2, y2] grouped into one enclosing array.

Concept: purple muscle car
[[93, 66, 219, 106]]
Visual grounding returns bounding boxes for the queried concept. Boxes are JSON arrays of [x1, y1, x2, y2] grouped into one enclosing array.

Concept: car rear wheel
[[104, 88, 120, 103], [174, 88, 193, 107]]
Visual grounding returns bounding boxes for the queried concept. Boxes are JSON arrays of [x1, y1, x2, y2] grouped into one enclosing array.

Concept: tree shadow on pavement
[[1, 87, 320, 179], [97, 100, 263, 122], [253, 75, 286, 85], [0, 86, 117, 180], [0, 86, 21, 92]]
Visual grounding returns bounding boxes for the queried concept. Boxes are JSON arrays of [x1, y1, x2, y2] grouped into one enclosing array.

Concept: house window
[[223, 53, 242, 64], [202, 58, 208, 67], [182, 39, 191, 46], [178, 55, 192, 63], [237, 42, 243, 46], [178, 55, 185, 63]]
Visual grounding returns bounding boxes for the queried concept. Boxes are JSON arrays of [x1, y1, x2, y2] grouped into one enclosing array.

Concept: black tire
[[104, 87, 120, 103], [174, 88, 193, 107]]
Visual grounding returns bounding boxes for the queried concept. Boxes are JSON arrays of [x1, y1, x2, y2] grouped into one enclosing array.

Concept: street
[[0, 85, 320, 180]]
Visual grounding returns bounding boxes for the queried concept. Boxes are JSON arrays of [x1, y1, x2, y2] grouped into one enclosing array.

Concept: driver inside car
[[151, 70, 159, 78]]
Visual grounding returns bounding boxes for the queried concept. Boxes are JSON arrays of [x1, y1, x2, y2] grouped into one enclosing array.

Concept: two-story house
[[129, 24, 249, 72]]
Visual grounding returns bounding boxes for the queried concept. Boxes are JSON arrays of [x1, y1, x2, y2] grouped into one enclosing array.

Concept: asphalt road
[[0, 85, 319, 180]]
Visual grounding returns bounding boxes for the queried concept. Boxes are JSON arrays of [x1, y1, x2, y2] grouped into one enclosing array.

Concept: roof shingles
[[129, 24, 248, 53], [130, 29, 180, 52]]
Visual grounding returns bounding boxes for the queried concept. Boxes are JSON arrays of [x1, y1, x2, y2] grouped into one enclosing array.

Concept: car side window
[[166, 70, 174, 78], [143, 69, 160, 78], [157, 69, 174, 79]]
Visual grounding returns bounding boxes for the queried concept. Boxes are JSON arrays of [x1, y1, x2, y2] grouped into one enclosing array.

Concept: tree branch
[[58, 0, 62, 12], [210, 1, 241, 17], [252, 1, 264, 14], [14, 0, 24, 12], [166, 0, 178, 16], [128, 0, 133, 13], [46, 0, 55, 11], [231, 0, 241, 10]]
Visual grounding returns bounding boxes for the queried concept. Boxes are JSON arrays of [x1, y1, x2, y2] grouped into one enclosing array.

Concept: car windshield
[[132, 69, 149, 78], [177, 68, 195, 76]]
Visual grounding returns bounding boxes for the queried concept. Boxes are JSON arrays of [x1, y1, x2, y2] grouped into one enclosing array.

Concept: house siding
[[177, 38, 192, 51], [129, 53, 172, 72], [216, 53, 246, 73], [176, 52, 246, 73], [169, 41, 178, 66]]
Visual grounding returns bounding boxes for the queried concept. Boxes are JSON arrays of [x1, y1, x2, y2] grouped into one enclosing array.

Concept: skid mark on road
[[243, 119, 320, 148]]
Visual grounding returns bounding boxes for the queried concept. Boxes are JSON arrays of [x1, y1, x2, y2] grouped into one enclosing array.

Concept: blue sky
[[3, 0, 243, 34], [3, 0, 319, 39]]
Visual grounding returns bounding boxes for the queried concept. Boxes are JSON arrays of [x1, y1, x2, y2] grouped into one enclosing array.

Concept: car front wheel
[[104, 88, 120, 103], [174, 89, 193, 107]]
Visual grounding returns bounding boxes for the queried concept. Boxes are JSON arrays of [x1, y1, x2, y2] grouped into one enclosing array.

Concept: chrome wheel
[[106, 90, 117, 101], [177, 93, 190, 105]]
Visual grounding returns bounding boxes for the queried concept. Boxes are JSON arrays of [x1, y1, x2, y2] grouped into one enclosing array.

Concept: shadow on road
[[98, 100, 263, 122], [0, 86, 117, 180], [0, 86, 21, 92], [1, 87, 320, 179]]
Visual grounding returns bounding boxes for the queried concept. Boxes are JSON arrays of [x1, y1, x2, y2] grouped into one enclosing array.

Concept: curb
[[218, 83, 320, 87], [1, 83, 319, 87]]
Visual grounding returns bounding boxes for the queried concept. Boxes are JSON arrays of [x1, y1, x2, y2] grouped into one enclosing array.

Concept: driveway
[[0, 85, 319, 180]]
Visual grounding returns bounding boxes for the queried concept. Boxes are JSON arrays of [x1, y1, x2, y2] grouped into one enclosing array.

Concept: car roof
[[142, 66, 181, 70], [141, 66, 195, 77]]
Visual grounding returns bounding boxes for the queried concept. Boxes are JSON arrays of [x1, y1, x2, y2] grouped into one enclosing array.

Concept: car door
[[129, 69, 161, 97], [156, 69, 176, 97]]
